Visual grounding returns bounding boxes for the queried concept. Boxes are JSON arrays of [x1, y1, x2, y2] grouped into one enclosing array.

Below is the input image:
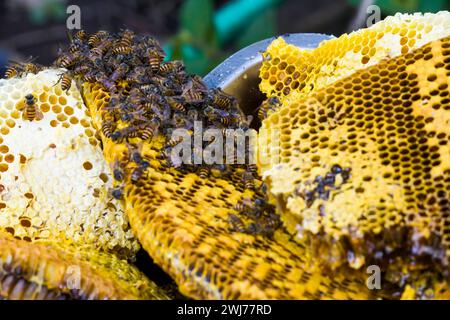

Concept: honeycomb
[[0, 231, 168, 299], [260, 11, 450, 105], [0, 69, 139, 259], [258, 35, 450, 295], [81, 82, 386, 300]]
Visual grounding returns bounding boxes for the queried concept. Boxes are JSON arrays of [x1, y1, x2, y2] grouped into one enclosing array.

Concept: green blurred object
[[235, 8, 277, 49], [347, 0, 449, 14], [166, 0, 283, 76], [28, 0, 67, 25], [214, 0, 283, 45], [180, 0, 218, 46]]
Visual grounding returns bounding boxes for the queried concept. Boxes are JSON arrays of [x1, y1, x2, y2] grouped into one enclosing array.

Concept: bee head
[[25, 94, 35, 101]]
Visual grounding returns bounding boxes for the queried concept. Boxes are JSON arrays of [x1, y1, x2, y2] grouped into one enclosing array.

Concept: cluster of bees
[[4, 58, 45, 80], [231, 185, 281, 238], [296, 164, 351, 208], [49, 29, 280, 237]]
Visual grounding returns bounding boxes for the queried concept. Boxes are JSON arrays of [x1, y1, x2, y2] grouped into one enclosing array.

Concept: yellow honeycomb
[[260, 11, 450, 105], [0, 231, 168, 299], [80, 82, 389, 300], [258, 34, 450, 293], [0, 69, 139, 259]]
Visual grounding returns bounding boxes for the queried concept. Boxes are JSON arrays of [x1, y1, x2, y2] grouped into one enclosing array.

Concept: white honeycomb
[[0, 69, 139, 259]]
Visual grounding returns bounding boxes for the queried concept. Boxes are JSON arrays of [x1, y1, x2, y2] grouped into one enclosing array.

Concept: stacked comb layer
[[0, 231, 168, 299]]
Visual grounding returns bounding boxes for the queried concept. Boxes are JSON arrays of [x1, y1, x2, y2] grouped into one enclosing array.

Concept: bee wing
[[36, 108, 44, 121], [216, 109, 230, 117]]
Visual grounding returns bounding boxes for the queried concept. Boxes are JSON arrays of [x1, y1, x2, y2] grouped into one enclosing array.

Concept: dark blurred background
[[0, 0, 449, 77]]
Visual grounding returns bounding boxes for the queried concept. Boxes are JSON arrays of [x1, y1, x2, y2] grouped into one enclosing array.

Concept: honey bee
[[138, 124, 155, 141], [74, 29, 87, 41], [111, 186, 124, 200], [157, 147, 171, 160], [118, 29, 135, 47], [198, 167, 209, 179], [159, 60, 183, 74], [181, 80, 205, 103], [264, 214, 281, 232], [22, 94, 43, 121], [112, 45, 131, 55], [247, 164, 257, 173], [211, 89, 235, 109], [73, 64, 91, 77], [234, 202, 248, 212], [130, 161, 149, 184], [57, 72, 73, 92], [171, 112, 189, 128], [167, 97, 186, 112], [55, 53, 80, 69], [220, 115, 233, 126], [203, 106, 220, 122], [88, 30, 109, 47], [124, 126, 142, 139], [23, 62, 42, 74], [83, 71, 98, 82], [120, 108, 147, 123], [126, 66, 150, 84], [127, 143, 144, 164], [90, 43, 109, 57], [112, 30, 134, 54], [111, 161, 125, 182], [68, 42, 82, 54], [5, 58, 42, 78], [101, 121, 116, 139], [110, 63, 130, 82], [228, 214, 246, 233], [147, 48, 164, 72], [257, 96, 280, 121], [4, 65, 20, 79], [165, 136, 183, 148], [242, 172, 254, 190], [96, 75, 116, 92], [245, 222, 260, 235], [110, 130, 125, 142]]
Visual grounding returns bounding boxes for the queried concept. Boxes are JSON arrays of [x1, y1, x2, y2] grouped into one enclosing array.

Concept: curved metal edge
[[203, 33, 335, 90], [203, 33, 334, 118]]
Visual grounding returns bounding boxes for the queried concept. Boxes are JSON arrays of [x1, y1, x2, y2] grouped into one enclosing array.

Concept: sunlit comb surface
[[260, 11, 450, 104], [258, 36, 450, 297]]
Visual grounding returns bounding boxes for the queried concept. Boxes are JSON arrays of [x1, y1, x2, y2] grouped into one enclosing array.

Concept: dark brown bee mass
[[54, 29, 280, 237]]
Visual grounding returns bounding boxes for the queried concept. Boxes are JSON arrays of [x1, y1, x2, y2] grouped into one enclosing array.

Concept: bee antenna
[[65, 30, 74, 42]]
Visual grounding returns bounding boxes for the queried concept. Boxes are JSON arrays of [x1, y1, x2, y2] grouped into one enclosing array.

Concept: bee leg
[[53, 73, 64, 87]]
